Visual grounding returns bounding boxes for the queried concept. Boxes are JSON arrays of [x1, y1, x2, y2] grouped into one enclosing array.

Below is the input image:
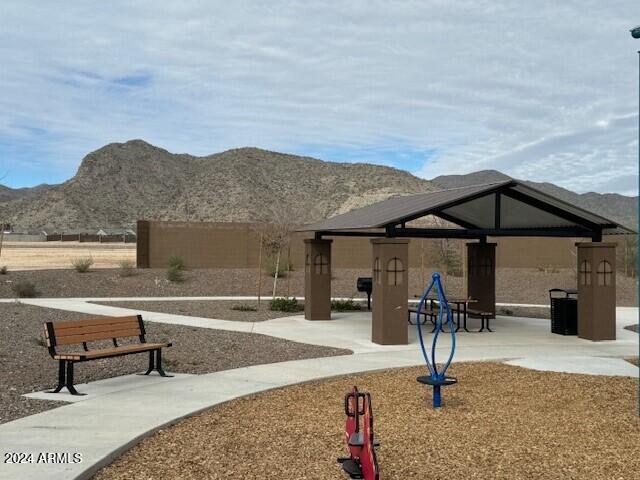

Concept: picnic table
[[411, 295, 478, 332]]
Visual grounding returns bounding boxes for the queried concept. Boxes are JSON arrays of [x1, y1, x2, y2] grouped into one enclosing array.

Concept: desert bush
[[231, 303, 258, 312], [118, 259, 136, 277], [12, 281, 37, 298], [31, 335, 47, 347], [270, 297, 303, 312], [166, 265, 184, 283], [168, 256, 186, 271], [72, 256, 94, 273], [331, 299, 362, 311], [0, 265, 7, 275]]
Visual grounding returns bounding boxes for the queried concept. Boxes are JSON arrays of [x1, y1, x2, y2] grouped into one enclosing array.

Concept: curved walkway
[[0, 298, 637, 480]]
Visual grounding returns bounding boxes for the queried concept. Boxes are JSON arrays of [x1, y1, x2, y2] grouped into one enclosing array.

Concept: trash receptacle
[[549, 288, 578, 335]]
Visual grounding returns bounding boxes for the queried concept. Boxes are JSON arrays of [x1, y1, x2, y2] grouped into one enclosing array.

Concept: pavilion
[[298, 180, 634, 345]]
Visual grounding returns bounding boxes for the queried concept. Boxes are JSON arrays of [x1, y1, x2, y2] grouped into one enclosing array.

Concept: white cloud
[[0, 0, 637, 194]]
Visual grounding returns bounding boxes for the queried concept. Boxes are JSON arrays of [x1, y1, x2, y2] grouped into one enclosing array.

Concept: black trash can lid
[[549, 288, 578, 297]]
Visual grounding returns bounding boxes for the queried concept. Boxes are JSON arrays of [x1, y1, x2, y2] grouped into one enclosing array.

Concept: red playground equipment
[[337, 386, 380, 480]]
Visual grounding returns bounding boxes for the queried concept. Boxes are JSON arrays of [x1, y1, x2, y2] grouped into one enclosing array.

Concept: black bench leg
[[49, 360, 66, 393], [479, 317, 485, 332], [64, 361, 85, 396], [486, 316, 493, 332], [139, 350, 156, 375], [48, 360, 85, 395], [155, 349, 173, 378]]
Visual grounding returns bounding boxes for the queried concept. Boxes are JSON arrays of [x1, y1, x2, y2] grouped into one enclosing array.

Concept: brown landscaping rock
[[94, 363, 640, 480]]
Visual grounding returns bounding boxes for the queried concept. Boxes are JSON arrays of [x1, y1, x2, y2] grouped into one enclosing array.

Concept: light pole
[[631, 25, 640, 417]]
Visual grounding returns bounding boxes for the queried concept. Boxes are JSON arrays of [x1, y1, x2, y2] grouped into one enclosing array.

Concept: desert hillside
[[0, 141, 636, 231]]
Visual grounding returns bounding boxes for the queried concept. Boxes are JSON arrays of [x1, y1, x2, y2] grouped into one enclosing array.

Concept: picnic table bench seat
[[43, 315, 172, 395], [466, 309, 494, 332]]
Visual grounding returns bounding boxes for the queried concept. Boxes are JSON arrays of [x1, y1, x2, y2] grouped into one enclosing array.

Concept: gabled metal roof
[[299, 180, 634, 237]]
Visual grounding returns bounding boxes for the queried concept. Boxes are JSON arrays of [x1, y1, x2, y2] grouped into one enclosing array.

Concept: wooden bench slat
[[53, 315, 139, 330], [53, 320, 140, 338], [52, 342, 169, 360], [54, 327, 144, 346]]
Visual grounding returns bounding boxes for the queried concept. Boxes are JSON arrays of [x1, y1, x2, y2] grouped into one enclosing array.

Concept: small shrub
[[12, 281, 37, 298], [118, 259, 136, 277], [270, 297, 303, 312], [331, 299, 362, 311], [31, 335, 47, 348], [72, 256, 94, 273], [166, 265, 184, 283], [0, 266, 7, 275], [265, 257, 292, 277], [168, 256, 186, 271], [231, 303, 258, 312]]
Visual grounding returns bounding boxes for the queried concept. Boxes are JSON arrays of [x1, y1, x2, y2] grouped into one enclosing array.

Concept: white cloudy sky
[[0, 1, 638, 194]]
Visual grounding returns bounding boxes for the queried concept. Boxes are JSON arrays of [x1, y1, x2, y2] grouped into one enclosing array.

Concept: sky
[[0, 1, 638, 195]]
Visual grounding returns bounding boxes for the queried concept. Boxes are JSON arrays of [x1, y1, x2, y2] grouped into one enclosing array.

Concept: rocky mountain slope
[[1, 142, 635, 231], [0, 140, 437, 231], [433, 170, 637, 228]]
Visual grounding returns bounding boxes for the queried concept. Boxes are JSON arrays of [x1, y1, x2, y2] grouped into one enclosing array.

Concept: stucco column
[[304, 239, 332, 320], [466, 242, 496, 317], [576, 242, 616, 341], [136, 220, 150, 268], [371, 238, 409, 345]]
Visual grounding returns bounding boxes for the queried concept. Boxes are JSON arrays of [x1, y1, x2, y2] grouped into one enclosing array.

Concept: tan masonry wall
[[138, 220, 623, 270]]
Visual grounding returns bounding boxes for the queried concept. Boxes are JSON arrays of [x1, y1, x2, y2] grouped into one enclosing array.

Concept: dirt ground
[[0, 241, 135, 270], [0, 266, 636, 306], [0, 303, 350, 424], [94, 362, 640, 480]]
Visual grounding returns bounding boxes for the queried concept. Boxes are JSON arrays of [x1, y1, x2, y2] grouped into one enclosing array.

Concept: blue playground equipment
[[415, 272, 457, 408]]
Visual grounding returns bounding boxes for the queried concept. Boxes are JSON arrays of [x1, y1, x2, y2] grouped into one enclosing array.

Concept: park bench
[[43, 315, 172, 395], [408, 304, 463, 331], [467, 309, 493, 332], [407, 307, 434, 325]]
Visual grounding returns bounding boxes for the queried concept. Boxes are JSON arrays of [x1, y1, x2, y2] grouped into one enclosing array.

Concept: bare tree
[[259, 204, 301, 298]]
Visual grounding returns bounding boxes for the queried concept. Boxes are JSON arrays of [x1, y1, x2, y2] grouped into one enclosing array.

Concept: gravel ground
[[0, 303, 351, 425], [0, 267, 636, 306], [91, 300, 305, 322], [94, 362, 640, 480]]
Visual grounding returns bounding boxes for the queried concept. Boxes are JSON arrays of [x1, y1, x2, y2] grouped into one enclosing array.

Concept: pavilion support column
[[466, 242, 496, 317], [371, 239, 409, 345], [304, 239, 332, 320], [576, 242, 616, 341]]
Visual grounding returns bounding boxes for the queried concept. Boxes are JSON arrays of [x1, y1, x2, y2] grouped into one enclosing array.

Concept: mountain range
[[0, 140, 636, 231]]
